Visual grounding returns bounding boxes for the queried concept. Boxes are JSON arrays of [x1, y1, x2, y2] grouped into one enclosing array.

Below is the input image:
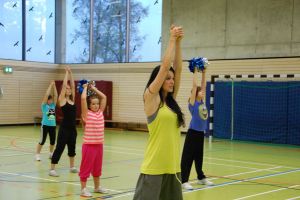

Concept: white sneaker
[[49, 170, 59, 177], [35, 154, 41, 161], [49, 153, 53, 159], [81, 187, 92, 197], [94, 186, 109, 194], [70, 167, 78, 173], [198, 178, 214, 186], [182, 182, 194, 190]]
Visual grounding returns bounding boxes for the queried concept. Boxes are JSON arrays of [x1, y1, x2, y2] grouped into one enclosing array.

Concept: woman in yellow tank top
[[133, 25, 185, 200]]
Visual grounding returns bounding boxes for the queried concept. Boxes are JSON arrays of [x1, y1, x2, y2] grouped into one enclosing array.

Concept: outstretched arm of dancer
[[52, 81, 58, 105], [90, 85, 107, 112], [172, 26, 184, 98], [67, 67, 76, 103], [42, 81, 55, 104], [200, 69, 207, 103], [58, 67, 69, 104], [81, 84, 88, 122], [144, 25, 178, 99], [189, 68, 198, 106]]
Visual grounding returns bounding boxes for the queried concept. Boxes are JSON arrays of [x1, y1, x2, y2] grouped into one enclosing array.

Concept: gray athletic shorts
[[133, 173, 183, 200]]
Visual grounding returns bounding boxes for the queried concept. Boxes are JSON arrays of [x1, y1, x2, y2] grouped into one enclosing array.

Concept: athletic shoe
[[81, 188, 92, 197], [198, 178, 214, 186], [35, 154, 41, 161], [182, 182, 193, 190], [94, 187, 109, 194], [70, 167, 78, 173], [49, 170, 59, 177], [49, 153, 53, 159]]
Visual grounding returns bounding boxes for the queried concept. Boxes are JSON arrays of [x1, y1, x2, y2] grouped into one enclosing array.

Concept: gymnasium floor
[[0, 125, 299, 200]]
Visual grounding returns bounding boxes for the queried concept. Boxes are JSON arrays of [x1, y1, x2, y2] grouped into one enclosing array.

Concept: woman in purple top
[[181, 68, 213, 190]]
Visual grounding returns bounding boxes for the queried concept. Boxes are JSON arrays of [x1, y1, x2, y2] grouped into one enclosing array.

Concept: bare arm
[[189, 68, 198, 106], [58, 68, 69, 105], [172, 27, 184, 98], [52, 81, 58, 105], [91, 85, 107, 112], [143, 26, 178, 116], [200, 69, 207, 102], [145, 27, 177, 98], [42, 81, 54, 104], [67, 67, 76, 102], [81, 84, 88, 122]]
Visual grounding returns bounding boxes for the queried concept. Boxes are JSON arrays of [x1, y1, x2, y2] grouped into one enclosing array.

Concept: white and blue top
[[41, 103, 56, 126], [188, 100, 208, 132]]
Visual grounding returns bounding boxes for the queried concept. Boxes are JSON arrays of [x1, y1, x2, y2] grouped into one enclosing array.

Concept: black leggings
[[51, 126, 77, 164], [181, 129, 206, 183], [39, 125, 56, 145]]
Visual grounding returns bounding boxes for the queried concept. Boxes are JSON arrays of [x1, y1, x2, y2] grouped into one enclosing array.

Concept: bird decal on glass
[[133, 45, 137, 52], [46, 50, 51, 55], [13, 41, 19, 47], [157, 36, 161, 44], [73, 7, 78, 14], [136, 16, 141, 23], [82, 18, 88, 24]]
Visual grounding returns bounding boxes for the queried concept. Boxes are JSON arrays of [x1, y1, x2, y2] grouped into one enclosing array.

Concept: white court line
[[105, 149, 143, 156], [185, 168, 300, 195], [0, 171, 122, 193], [190, 166, 282, 184], [287, 196, 300, 200], [3, 136, 299, 170], [0, 153, 33, 157], [206, 157, 279, 167], [104, 145, 144, 153], [233, 185, 300, 200], [204, 161, 279, 171], [0, 135, 36, 140], [105, 167, 300, 199]]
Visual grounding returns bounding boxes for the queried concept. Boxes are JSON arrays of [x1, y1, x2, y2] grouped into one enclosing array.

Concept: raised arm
[[200, 69, 207, 102], [144, 25, 178, 100], [52, 81, 58, 105], [189, 68, 198, 106], [172, 26, 184, 98], [90, 85, 107, 112], [58, 68, 69, 105], [42, 81, 54, 104], [81, 84, 88, 122], [68, 67, 76, 102]]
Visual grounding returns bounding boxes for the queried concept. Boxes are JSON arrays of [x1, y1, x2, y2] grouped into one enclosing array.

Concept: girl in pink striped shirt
[[79, 84, 108, 197]]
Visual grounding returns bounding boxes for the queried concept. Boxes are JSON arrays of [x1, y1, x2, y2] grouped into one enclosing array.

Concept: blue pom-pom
[[77, 79, 96, 96], [188, 57, 209, 72], [77, 79, 88, 94]]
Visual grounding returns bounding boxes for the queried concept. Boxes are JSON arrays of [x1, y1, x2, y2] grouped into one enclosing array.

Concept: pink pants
[[79, 144, 103, 182]]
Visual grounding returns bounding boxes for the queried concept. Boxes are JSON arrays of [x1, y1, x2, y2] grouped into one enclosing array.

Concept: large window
[[0, 0, 22, 60], [65, 0, 90, 63], [0, 0, 162, 63], [65, 0, 162, 63], [129, 0, 162, 62], [92, 0, 127, 63], [26, 0, 55, 62]]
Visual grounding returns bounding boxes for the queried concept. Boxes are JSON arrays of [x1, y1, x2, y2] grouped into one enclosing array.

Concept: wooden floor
[[0, 125, 299, 200]]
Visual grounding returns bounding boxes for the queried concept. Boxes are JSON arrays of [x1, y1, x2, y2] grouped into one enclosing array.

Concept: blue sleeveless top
[[188, 100, 208, 132]]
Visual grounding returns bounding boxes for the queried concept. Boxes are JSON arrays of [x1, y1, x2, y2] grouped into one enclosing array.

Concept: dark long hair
[[145, 65, 185, 127]]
